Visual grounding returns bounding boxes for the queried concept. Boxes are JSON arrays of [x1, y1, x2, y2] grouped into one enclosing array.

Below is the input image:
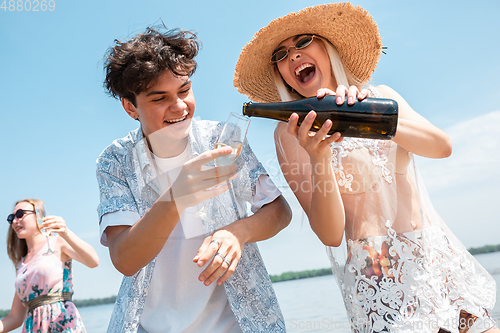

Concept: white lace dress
[[326, 91, 497, 333]]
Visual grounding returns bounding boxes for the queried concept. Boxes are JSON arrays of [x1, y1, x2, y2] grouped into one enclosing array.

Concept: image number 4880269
[[1, 0, 55, 11]]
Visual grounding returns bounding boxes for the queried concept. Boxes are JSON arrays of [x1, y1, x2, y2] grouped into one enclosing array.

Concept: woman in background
[[0, 199, 99, 332]]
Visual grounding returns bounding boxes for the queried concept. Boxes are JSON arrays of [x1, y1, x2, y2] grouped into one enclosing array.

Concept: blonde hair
[[273, 35, 365, 102], [6, 199, 46, 266]]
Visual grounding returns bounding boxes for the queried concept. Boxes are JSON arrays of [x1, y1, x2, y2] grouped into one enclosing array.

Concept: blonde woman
[[234, 2, 498, 333], [1, 199, 98, 332]]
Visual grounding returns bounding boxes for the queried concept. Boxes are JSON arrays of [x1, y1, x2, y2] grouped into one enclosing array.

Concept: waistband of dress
[[27, 291, 73, 312]]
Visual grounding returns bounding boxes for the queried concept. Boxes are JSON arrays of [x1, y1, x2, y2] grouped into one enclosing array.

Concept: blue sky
[[1, 0, 499, 310]]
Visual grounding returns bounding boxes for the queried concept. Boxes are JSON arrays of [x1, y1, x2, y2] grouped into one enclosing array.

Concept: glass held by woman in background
[[1, 199, 99, 333], [34, 204, 55, 255], [233, 2, 498, 333]]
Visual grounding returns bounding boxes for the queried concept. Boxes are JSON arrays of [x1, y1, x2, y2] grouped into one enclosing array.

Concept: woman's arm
[[43, 216, 99, 268], [275, 120, 345, 247], [376, 85, 452, 158], [271, 85, 370, 246], [0, 294, 27, 332]]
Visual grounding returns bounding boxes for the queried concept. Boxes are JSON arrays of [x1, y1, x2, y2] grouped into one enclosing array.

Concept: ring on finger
[[210, 239, 220, 248], [216, 252, 231, 267]]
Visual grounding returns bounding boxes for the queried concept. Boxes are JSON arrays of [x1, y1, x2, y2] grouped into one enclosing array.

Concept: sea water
[[9, 251, 500, 333]]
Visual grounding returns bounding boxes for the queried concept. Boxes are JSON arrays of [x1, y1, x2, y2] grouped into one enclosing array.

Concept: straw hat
[[233, 2, 383, 103]]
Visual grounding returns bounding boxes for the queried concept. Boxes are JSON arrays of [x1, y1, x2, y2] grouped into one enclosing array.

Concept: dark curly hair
[[104, 27, 201, 106]]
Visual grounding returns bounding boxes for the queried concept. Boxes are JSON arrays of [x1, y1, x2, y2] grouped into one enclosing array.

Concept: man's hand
[[193, 229, 243, 286]]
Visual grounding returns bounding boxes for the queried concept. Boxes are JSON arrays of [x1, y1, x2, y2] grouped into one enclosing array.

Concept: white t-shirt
[[100, 145, 281, 333]]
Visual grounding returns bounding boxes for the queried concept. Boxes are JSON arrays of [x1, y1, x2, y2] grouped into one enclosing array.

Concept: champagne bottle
[[242, 95, 398, 139]]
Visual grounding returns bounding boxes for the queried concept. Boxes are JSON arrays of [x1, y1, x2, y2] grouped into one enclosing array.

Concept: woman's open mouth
[[295, 63, 316, 83]]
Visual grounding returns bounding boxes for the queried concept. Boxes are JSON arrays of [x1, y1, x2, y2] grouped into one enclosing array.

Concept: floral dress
[[15, 235, 86, 332]]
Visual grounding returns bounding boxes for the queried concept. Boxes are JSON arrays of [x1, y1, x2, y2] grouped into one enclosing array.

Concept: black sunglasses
[[7, 209, 35, 224], [270, 35, 316, 63]]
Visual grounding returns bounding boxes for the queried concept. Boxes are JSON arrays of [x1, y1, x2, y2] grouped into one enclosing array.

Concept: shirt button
[[131, 323, 137, 329]]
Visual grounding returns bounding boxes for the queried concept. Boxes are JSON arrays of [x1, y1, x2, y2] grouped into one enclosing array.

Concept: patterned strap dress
[[326, 87, 497, 333], [15, 235, 86, 332]]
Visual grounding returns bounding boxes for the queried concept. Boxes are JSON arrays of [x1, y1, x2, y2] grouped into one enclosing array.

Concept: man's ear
[[122, 98, 138, 120]]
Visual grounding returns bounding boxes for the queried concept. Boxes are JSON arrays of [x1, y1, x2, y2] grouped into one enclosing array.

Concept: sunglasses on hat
[[7, 209, 35, 224], [270, 35, 316, 63]]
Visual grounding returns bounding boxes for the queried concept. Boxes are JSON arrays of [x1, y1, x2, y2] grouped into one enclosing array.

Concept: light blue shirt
[[96, 118, 286, 333]]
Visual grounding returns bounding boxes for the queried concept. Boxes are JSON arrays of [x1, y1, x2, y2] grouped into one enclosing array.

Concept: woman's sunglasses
[[7, 209, 35, 224], [270, 35, 316, 63]]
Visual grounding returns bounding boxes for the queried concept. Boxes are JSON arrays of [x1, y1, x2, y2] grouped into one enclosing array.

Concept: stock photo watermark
[[287, 316, 499, 331], [288, 318, 350, 330], [1, 0, 55, 11], [264, 157, 395, 195]]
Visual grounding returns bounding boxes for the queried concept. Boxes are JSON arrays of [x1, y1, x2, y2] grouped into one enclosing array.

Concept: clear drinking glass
[[35, 205, 56, 255], [193, 112, 250, 223]]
